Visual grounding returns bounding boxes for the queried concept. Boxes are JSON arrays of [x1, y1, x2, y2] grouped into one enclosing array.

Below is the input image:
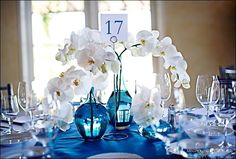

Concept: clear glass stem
[[206, 105, 210, 126], [220, 119, 230, 148], [29, 110, 34, 126], [8, 118, 14, 133], [161, 101, 165, 118], [161, 101, 165, 108]]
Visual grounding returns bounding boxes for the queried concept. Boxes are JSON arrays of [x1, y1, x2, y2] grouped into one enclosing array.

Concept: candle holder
[[74, 87, 109, 140]]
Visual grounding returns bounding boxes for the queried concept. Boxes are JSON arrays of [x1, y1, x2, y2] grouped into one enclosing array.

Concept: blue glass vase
[[107, 68, 133, 130], [74, 87, 109, 140]]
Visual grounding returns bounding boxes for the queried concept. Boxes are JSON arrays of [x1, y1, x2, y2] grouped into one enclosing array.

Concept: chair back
[[219, 66, 236, 108], [219, 66, 236, 80], [0, 83, 14, 108]]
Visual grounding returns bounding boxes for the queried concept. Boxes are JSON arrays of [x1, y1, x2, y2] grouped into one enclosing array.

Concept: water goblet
[[1, 95, 20, 134], [25, 115, 59, 157], [155, 73, 171, 108], [17, 81, 40, 125], [213, 88, 236, 150], [196, 75, 220, 126]]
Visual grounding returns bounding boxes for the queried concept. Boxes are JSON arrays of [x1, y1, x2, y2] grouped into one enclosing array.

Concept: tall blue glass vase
[[74, 87, 109, 140], [107, 66, 133, 130]]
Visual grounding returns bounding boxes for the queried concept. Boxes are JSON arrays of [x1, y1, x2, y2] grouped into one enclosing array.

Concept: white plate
[[87, 152, 143, 159], [0, 131, 32, 146], [186, 126, 233, 139], [167, 139, 219, 158], [1, 146, 49, 159]]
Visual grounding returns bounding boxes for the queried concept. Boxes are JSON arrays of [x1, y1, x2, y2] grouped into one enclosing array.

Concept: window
[[20, 0, 155, 99], [31, 1, 85, 97]]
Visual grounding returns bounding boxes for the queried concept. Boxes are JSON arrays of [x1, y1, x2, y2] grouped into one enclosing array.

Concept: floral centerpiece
[[42, 27, 190, 133]]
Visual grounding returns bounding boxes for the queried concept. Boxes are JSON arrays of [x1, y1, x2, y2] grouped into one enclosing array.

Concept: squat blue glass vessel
[[74, 87, 109, 140]]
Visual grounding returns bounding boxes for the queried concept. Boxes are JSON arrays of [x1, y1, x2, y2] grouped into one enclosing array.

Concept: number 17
[[105, 20, 123, 35]]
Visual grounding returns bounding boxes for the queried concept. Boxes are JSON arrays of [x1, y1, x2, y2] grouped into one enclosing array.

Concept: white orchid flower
[[107, 59, 120, 74], [92, 71, 109, 91], [117, 32, 135, 49], [66, 69, 93, 95], [41, 93, 73, 132], [153, 37, 176, 58], [77, 28, 103, 50], [67, 31, 79, 54], [103, 46, 121, 74], [55, 44, 70, 65], [47, 77, 74, 102], [164, 55, 190, 88], [131, 85, 163, 127], [55, 101, 74, 131], [164, 55, 186, 70], [75, 45, 105, 74], [135, 30, 156, 56], [152, 30, 160, 40], [130, 46, 143, 57]]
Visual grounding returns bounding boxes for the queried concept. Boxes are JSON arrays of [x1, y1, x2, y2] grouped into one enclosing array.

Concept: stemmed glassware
[[213, 84, 236, 150], [155, 72, 171, 108], [196, 75, 220, 125], [17, 81, 39, 125], [1, 94, 19, 134], [22, 115, 59, 158]]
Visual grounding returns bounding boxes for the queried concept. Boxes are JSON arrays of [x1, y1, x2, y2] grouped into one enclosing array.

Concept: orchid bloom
[[75, 44, 105, 74], [131, 85, 163, 127], [164, 55, 190, 88], [55, 44, 70, 65], [77, 27, 103, 50], [134, 30, 157, 56], [65, 69, 93, 95], [41, 93, 73, 132], [47, 77, 74, 103]]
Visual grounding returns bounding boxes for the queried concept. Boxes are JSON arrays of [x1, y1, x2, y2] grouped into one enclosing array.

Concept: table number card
[[100, 13, 128, 42]]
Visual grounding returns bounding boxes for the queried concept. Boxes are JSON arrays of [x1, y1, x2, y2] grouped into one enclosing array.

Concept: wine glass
[[213, 84, 236, 150], [17, 81, 39, 125], [155, 73, 171, 107], [1, 95, 19, 134], [23, 115, 59, 157], [196, 75, 220, 125]]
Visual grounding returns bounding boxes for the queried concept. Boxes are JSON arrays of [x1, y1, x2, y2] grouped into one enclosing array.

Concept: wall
[[1, 1, 235, 106], [0, 1, 21, 93], [155, 1, 236, 106]]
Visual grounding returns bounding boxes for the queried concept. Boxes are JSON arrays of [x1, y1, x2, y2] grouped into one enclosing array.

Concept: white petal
[[93, 72, 109, 91], [130, 46, 143, 57], [174, 80, 181, 88], [136, 30, 153, 41], [152, 30, 159, 39], [161, 37, 172, 46], [171, 73, 177, 82]]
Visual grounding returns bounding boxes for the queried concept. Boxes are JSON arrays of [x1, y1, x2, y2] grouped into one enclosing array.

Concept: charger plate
[[185, 126, 233, 139], [0, 131, 32, 146], [1, 146, 49, 159], [87, 152, 143, 159]]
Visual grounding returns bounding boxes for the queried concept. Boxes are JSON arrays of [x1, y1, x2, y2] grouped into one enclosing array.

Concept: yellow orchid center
[[170, 66, 176, 71], [73, 79, 80, 86], [56, 90, 61, 96], [160, 51, 165, 56], [140, 39, 145, 45], [144, 102, 153, 108], [69, 47, 76, 52], [146, 117, 155, 123], [88, 59, 95, 65], [59, 72, 64, 78], [99, 63, 108, 73]]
